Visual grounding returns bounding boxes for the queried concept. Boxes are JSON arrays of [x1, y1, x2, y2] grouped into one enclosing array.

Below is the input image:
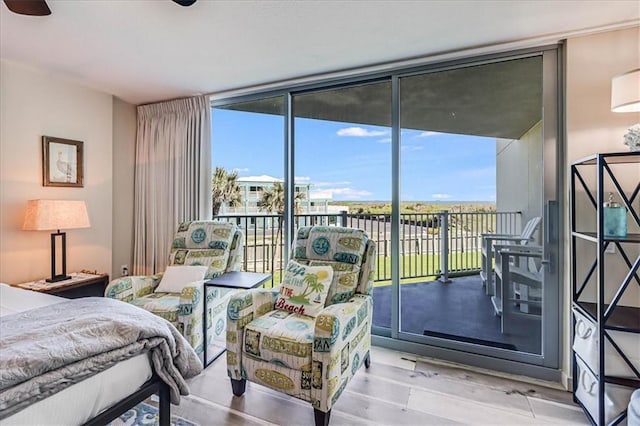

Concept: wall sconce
[[23, 199, 91, 282]]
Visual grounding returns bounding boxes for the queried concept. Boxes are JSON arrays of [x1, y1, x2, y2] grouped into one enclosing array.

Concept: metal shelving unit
[[570, 152, 640, 425]]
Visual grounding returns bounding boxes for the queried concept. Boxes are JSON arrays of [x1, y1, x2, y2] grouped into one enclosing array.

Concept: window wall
[[211, 46, 560, 378]]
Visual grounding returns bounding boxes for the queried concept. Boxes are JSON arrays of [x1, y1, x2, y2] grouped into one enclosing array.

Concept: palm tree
[[257, 182, 305, 276], [212, 167, 242, 216]]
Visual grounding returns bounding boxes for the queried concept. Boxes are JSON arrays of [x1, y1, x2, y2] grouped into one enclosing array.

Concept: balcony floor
[[372, 274, 541, 354]]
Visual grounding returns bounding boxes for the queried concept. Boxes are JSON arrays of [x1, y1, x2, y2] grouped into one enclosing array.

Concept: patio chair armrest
[[482, 234, 529, 242], [481, 233, 518, 238], [226, 286, 279, 379], [311, 294, 373, 412], [497, 245, 543, 257], [104, 274, 161, 301]]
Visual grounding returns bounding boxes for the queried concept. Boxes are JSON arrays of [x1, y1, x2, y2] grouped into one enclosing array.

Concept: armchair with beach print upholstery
[[226, 225, 376, 426], [105, 221, 244, 364]]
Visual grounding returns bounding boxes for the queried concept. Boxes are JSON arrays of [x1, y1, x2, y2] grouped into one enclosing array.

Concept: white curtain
[[133, 95, 212, 275]]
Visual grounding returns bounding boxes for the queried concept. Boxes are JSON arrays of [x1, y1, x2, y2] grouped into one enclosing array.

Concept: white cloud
[[432, 193, 453, 200], [414, 131, 440, 138], [294, 176, 311, 183], [232, 167, 249, 173], [378, 138, 392, 144], [324, 187, 373, 200], [401, 145, 424, 152], [314, 180, 351, 187], [337, 127, 388, 137], [332, 188, 372, 196]]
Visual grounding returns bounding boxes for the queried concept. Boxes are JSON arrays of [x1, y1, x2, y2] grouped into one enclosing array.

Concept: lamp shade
[[23, 199, 91, 231], [611, 69, 640, 113]]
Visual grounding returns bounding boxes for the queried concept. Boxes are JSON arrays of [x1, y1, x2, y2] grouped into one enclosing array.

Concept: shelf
[[572, 152, 640, 166], [571, 152, 639, 425], [605, 376, 640, 388], [572, 232, 640, 243], [575, 302, 640, 333]]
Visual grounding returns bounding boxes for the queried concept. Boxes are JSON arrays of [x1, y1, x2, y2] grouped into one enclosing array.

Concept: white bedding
[[0, 284, 153, 425]]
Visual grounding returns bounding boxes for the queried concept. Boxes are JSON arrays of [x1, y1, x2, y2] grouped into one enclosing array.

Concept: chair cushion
[[154, 265, 208, 293], [293, 226, 367, 265], [275, 260, 333, 318], [168, 221, 238, 279], [129, 293, 181, 323], [243, 310, 315, 370]]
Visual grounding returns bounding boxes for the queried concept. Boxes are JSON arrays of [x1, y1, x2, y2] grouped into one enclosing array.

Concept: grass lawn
[[373, 251, 481, 287], [260, 251, 481, 288]]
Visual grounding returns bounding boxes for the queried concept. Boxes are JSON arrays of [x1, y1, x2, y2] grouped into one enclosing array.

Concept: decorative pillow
[[154, 265, 208, 293], [275, 260, 333, 318], [309, 260, 361, 306]]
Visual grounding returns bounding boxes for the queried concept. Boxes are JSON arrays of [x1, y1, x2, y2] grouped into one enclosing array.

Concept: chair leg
[[230, 378, 246, 396], [314, 408, 331, 426], [364, 351, 371, 369]]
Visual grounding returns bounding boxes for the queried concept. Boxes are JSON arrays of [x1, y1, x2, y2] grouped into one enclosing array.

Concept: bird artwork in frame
[[42, 136, 84, 187]]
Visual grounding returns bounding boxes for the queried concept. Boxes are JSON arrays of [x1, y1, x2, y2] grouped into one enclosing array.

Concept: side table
[[13, 272, 109, 299], [203, 271, 271, 366]]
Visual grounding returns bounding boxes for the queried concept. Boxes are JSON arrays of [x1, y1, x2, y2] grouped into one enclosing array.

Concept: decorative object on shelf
[[23, 199, 91, 282], [611, 69, 640, 152], [622, 124, 640, 152], [42, 136, 84, 187], [603, 192, 627, 238]]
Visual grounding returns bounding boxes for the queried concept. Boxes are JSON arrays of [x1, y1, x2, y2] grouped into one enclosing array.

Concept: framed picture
[[42, 136, 84, 187]]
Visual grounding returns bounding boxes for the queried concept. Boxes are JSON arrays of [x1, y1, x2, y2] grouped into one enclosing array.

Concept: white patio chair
[[492, 244, 543, 334], [480, 216, 541, 296]]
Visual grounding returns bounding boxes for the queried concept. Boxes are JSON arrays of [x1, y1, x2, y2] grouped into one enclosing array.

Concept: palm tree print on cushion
[[275, 260, 333, 318]]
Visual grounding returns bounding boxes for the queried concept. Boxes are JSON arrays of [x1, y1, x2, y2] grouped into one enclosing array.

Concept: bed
[[0, 283, 202, 425]]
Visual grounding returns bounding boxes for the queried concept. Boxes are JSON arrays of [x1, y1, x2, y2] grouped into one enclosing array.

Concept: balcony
[[216, 210, 520, 282], [214, 211, 541, 353]]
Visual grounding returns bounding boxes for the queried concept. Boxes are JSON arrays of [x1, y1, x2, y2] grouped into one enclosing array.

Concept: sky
[[212, 109, 496, 202]]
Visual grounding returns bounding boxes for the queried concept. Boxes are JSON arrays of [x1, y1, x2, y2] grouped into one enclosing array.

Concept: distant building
[[219, 175, 348, 228]]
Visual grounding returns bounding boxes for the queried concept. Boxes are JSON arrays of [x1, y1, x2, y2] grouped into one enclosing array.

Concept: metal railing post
[[341, 210, 348, 227], [439, 210, 451, 283]]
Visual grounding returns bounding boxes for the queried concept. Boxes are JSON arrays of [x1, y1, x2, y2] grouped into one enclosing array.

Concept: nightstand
[[13, 272, 109, 299]]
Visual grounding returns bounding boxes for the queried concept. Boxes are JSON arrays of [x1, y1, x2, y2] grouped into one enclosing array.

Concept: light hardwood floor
[[173, 346, 587, 425]]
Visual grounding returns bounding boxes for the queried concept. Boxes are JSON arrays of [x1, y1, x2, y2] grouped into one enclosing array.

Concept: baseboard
[[561, 370, 573, 392]]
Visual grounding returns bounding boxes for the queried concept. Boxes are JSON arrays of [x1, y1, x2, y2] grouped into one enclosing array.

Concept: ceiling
[[224, 56, 542, 139], [1, 1, 638, 106]]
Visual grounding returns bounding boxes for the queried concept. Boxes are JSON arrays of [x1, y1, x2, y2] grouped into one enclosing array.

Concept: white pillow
[[154, 265, 209, 293]]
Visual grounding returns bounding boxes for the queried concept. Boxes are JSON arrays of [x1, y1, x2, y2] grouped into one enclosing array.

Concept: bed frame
[[83, 375, 170, 426]]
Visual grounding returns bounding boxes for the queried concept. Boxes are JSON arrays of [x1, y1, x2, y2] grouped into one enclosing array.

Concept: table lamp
[[23, 199, 91, 282]]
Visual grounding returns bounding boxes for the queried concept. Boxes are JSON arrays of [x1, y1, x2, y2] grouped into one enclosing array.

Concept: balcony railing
[[215, 210, 521, 288]]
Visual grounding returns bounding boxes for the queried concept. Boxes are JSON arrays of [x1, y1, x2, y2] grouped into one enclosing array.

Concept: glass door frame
[[211, 44, 564, 380]]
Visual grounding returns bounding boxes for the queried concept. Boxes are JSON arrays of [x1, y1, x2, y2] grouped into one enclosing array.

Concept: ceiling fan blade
[[3, 0, 51, 16], [172, 0, 197, 6]]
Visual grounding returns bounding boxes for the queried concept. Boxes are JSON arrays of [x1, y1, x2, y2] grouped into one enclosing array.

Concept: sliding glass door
[[398, 56, 555, 362], [291, 81, 392, 332]]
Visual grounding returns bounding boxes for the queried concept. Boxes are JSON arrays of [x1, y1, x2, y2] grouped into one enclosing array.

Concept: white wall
[[0, 60, 114, 283], [563, 26, 640, 386], [496, 121, 543, 239], [111, 97, 136, 279]]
